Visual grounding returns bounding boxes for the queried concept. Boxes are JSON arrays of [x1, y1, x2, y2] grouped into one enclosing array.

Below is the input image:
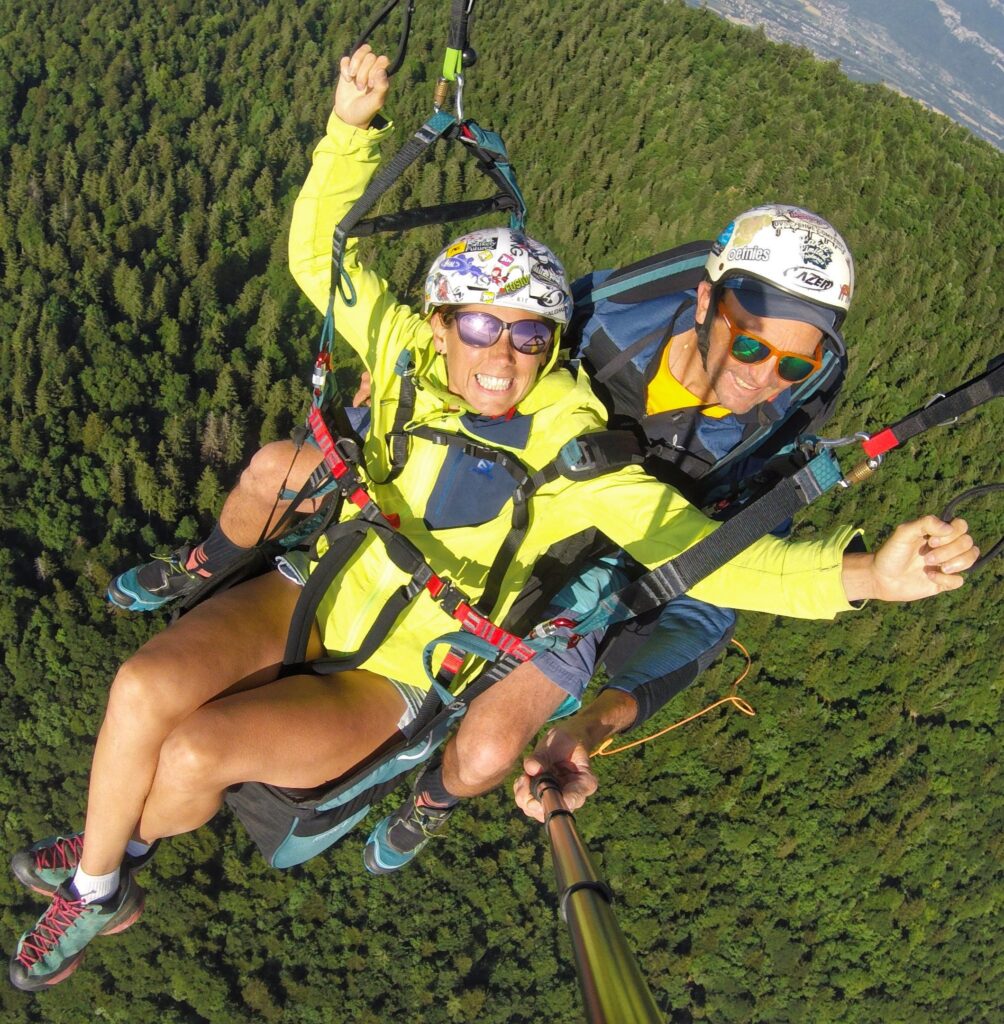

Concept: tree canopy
[[1, 1, 1001, 1021]]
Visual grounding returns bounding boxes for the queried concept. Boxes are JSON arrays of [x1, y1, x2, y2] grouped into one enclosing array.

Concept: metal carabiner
[[923, 391, 960, 428]]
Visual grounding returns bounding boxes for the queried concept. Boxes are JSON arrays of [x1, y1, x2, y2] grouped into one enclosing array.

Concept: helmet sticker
[[712, 220, 736, 255], [424, 227, 572, 323], [726, 244, 770, 263], [783, 267, 834, 292], [799, 235, 834, 270]]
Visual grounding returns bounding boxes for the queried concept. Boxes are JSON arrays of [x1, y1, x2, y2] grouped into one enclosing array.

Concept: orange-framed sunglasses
[[718, 300, 822, 383]]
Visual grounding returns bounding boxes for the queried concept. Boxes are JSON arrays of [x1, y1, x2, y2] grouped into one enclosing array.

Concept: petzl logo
[[784, 266, 833, 292]]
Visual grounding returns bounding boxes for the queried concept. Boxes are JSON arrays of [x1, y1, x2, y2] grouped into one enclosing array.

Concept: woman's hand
[[842, 516, 978, 603], [335, 45, 390, 129]]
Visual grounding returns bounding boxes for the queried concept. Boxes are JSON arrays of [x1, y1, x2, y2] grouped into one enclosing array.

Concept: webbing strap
[[479, 431, 646, 619], [330, 111, 458, 299], [863, 355, 1004, 458], [348, 194, 520, 238]]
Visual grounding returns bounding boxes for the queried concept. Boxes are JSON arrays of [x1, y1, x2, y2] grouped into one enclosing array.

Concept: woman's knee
[[106, 651, 202, 730], [155, 720, 226, 791]]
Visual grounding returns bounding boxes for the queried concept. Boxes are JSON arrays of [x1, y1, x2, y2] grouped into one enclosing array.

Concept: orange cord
[[592, 638, 756, 757]]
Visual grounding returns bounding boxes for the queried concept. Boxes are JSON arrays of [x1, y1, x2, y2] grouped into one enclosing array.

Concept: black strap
[[580, 454, 838, 628], [282, 519, 434, 673], [349, 194, 520, 239], [591, 312, 685, 386], [864, 354, 1004, 457]]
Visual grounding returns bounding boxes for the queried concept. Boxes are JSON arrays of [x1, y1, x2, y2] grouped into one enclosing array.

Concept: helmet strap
[[694, 281, 720, 365]]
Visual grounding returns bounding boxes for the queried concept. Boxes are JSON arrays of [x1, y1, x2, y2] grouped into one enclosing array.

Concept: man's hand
[[842, 516, 978, 603], [513, 727, 598, 824], [335, 45, 390, 130]]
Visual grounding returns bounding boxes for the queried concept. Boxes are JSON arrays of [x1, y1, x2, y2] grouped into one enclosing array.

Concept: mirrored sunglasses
[[453, 311, 555, 355], [718, 302, 822, 383]]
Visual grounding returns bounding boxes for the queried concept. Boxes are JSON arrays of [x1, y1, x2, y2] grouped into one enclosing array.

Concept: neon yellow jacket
[[288, 113, 858, 689]]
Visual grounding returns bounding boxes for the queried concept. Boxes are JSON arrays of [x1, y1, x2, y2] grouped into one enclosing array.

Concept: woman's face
[[431, 304, 553, 417]]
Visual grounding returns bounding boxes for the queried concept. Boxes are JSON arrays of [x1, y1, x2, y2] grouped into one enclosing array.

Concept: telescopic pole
[[533, 775, 665, 1024]]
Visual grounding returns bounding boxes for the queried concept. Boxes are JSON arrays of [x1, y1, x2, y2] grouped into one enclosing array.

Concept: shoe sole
[[106, 579, 166, 612], [8, 896, 144, 992]]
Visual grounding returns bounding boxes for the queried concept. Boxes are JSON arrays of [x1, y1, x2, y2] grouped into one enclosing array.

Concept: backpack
[[567, 240, 848, 510]]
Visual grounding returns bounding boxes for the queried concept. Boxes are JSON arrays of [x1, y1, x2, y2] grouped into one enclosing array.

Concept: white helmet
[[707, 205, 854, 325], [423, 227, 573, 325]]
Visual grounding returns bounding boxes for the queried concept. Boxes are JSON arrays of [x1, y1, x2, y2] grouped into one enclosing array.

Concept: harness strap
[[590, 298, 693, 386], [479, 431, 647, 618], [862, 355, 1004, 458], [573, 450, 844, 635]]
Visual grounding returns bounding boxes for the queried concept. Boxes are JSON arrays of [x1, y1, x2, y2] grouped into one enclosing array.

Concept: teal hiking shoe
[[11, 834, 158, 896], [107, 548, 206, 612], [363, 796, 455, 875], [9, 876, 145, 992]]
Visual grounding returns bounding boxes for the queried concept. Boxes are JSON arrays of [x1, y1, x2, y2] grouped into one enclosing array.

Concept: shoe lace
[[406, 800, 451, 840], [151, 550, 199, 582], [16, 894, 87, 967], [35, 834, 84, 871]]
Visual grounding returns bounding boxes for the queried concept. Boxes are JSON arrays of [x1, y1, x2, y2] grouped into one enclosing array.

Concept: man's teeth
[[475, 373, 513, 392], [735, 378, 758, 390]]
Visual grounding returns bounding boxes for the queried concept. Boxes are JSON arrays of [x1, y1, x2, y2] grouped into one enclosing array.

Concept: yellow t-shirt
[[645, 340, 731, 419]]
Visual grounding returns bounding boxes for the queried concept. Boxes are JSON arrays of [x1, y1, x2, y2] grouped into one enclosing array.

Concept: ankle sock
[[69, 866, 120, 905], [125, 839, 152, 858]]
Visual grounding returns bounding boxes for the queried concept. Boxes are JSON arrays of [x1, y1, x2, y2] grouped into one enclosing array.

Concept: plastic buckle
[[559, 438, 594, 475]]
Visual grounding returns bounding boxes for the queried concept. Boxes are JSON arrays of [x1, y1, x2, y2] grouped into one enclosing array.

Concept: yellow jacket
[[288, 113, 858, 689]]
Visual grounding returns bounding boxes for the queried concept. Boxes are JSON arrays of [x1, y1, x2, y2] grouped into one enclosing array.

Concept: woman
[[9, 48, 975, 991]]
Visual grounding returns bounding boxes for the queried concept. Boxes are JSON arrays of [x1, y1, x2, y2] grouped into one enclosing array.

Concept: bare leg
[[441, 662, 568, 797], [138, 669, 405, 839], [79, 571, 321, 873], [217, 439, 326, 547]]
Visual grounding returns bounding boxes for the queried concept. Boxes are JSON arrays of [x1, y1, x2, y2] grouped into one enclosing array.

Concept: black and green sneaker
[[106, 548, 208, 612], [9, 875, 145, 991], [11, 833, 158, 897], [363, 796, 455, 874]]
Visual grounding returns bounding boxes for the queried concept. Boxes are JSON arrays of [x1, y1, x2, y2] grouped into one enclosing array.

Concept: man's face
[[431, 304, 551, 417], [697, 285, 823, 415]]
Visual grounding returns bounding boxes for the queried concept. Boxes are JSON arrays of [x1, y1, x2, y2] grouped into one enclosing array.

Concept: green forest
[[1, 0, 1001, 1020]]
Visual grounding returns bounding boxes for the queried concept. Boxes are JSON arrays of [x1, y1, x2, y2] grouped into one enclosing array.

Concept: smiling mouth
[[475, 373, 514, 392], [733, 376, 761, 392]]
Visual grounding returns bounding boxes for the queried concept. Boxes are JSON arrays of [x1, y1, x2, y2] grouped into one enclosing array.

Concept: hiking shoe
[[107, 547, 206, 612], [11, 834, 158, 897], [9, 876, 145, 992], [363, 796, 455, 875]]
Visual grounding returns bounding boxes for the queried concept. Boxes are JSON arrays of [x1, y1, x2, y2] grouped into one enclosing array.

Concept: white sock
[[125, 839, 152, 858], [69, 866, 120, 905]]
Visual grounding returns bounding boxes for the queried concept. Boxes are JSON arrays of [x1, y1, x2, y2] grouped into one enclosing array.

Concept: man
[[364, 204, 864, 866]]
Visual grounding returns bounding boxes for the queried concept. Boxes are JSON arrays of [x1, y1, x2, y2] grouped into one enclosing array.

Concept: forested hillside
[[1, 1, 1001, 1021]]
